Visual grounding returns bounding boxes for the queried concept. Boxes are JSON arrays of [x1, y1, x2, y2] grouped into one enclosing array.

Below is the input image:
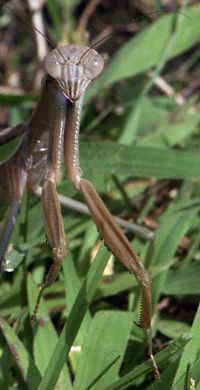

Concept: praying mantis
[[0, 4, 160, 378]]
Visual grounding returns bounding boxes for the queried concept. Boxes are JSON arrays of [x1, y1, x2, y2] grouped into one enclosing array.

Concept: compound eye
[[84, 53, 104, 80], [43, 54, 62, 79]]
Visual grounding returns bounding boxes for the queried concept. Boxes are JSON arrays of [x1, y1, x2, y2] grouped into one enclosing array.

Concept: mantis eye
[[83, 52, 104, 80], [43, 55, 62, 79]]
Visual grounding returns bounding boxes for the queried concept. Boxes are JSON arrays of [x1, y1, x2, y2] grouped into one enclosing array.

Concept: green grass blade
[[0, 135, 24, 164], [148, 359, 180, 390], [163, 262, 200, 296], [62, 250, 92, 368], [137, 112, 200, 148], [172, 304, 200, 389], [86, 5, 200, 100], [101, 334, 191, 390], [81, 142, 200, 191], [27, 275, 73, 389], [151, 200, 198, 307], [46, 0, 63, 41], [74, 311, 133, 390], [38, 245, 111, 390], [0, 316, 41, 390], [119, 2, 187, 144]]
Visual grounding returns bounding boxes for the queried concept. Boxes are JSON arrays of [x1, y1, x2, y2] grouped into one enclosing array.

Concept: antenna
[[2, 3, 66, 62]]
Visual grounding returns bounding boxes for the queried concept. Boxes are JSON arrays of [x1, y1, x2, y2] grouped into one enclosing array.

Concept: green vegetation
[[0, 1, 200, 389]]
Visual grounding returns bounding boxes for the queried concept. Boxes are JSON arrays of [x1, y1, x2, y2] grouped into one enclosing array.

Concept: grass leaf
[[0, 316, 41, 390], [74, 311, 133, 390], [38, 245, 111, 390]]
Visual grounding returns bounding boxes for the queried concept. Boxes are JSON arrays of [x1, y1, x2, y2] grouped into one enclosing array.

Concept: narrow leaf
[[74, 311, 133, 390], [27, 275, 72, 389], [0, 316, 41, 390], [172, 304, 200, 389], [86, 6, 200, 99], [102, 334, 191, 390], [80, 141, 200, 191], [38, 245, 111, 390]]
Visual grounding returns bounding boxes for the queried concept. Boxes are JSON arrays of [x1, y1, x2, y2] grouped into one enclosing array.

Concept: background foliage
[[0, 0, 200, 389]]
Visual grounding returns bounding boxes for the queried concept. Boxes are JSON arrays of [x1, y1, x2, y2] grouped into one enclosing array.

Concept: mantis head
[[43, 45, 104, 102]]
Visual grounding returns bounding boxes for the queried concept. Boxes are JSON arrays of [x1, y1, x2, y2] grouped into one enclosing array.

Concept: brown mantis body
[[0, 40, 159, 376]]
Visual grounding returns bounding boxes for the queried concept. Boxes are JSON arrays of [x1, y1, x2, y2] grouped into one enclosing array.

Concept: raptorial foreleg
[[31, 175, 67, 320], [64, 97, 160, 378], [30, 81, 67, 319]]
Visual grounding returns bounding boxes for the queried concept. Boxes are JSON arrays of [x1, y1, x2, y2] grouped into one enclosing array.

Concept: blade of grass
[[101, 334, 191, 390], [38, 244, 111, 390], [86, 5, 200, 101], [137, 116, 200, 149], [46, 0, 63, 41], [74, 311, 133, 390], [172, 304, 200, 389], [62, 250, 92, 371], [148, 359, 180, 390], [0, 316, 41, 390], [150, 199, 198, 307], [119, 0, 188, 143], [163, 262, 200, 296], [27, 275, 73, 389], [0, 135, 24, 164], [81, 141, 200, 192]]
